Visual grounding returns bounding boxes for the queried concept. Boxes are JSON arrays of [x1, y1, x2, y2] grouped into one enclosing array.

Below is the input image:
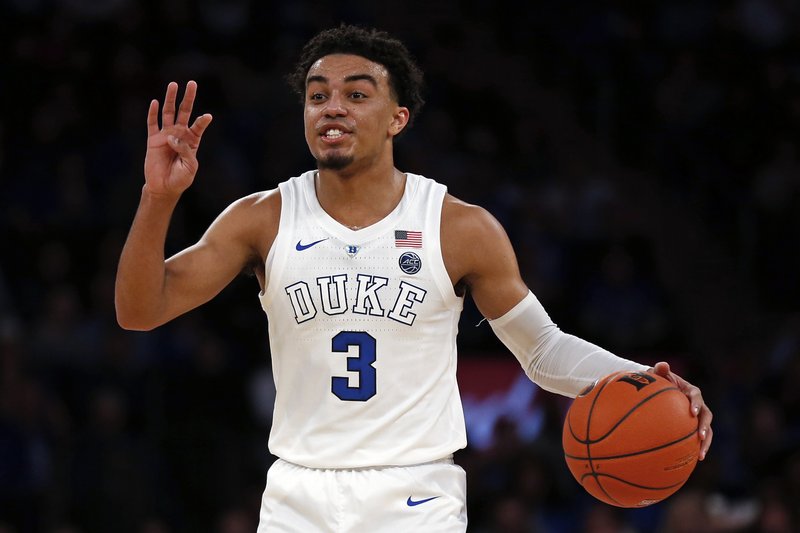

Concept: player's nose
[[324, 92, 347, 117]]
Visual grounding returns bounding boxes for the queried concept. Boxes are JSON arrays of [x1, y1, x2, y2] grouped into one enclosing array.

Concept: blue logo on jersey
[[407, 496, 439, 507], [398, 252, 421, 274], [296, 238, 328, 251]]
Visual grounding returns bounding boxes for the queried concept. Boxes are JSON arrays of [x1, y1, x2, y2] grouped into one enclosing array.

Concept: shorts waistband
[[279, 454, 454, 472]]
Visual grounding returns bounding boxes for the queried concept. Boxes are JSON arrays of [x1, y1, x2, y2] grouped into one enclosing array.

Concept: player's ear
[[389, 106, 410, 137]]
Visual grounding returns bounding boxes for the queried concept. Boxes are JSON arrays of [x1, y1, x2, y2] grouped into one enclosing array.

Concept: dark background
[[1, 0, 799, 532]]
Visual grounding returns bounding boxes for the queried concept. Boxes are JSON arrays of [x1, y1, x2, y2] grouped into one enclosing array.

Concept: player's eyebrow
[[344, 74, 378, 87], [306, 75, 328, 86], [306, 74, 379, 87]]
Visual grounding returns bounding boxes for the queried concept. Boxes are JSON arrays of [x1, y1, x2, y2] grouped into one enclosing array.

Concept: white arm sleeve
[[488, 291, 648, 398]]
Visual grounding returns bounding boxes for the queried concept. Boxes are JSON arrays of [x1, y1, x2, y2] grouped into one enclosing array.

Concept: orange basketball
[[562, 370, 700, 508]]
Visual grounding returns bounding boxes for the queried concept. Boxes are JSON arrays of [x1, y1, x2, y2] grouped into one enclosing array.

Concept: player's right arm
[[115, 190, 274, 330], [115, 81, 272, 330]]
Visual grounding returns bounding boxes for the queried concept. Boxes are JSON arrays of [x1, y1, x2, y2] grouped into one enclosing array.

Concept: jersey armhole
[[427, 183, 464, 310], [259, 184, 290, 305]]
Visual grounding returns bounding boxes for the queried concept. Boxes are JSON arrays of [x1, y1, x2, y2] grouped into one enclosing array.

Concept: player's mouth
[[319, 125, 352, 144]]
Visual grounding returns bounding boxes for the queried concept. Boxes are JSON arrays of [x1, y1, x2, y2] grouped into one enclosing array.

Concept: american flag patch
[[395, 230, 422, 248]]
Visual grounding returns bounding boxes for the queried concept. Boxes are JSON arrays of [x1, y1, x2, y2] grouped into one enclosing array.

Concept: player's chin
[[317, 153, 355, 171]]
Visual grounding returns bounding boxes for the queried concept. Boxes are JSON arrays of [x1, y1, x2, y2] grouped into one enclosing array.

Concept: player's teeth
[[326, 129, 343, 138]]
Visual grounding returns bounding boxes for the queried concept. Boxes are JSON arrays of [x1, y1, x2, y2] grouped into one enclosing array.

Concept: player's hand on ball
[[651, 361, 713, 461], [144, 81, 213, 198]]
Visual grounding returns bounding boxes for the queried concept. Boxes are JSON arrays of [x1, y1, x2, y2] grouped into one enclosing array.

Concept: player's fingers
[[189, 113, 213, 138], [162, 82, 179, 127], [695, 400, 712, 460], [658, 366, 705, 417], [685, 386, 705, 416], [651, 361, 671, 378], [177, 80, 197, 126], [147, 99, 160, 136], [698, 402, 713, 427], [699, 425, 713, 460]]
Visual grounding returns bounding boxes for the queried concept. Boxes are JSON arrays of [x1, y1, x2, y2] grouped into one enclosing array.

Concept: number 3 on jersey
[[331, 331, 377, 401]]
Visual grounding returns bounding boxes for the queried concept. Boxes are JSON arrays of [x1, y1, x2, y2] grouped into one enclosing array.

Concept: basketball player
[[115, 25, 713, 532]]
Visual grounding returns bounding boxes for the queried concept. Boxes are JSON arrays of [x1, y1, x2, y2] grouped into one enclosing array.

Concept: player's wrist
[[142, 183, 183, 205]]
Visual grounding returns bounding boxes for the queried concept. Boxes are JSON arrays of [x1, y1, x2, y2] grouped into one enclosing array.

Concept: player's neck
[[315, 165, 406, 231]]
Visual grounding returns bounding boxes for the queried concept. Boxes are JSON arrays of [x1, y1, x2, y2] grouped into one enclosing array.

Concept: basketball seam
[[595, 477, 622, 506], [580, 371, 624, 504], [570, 386, 683, 444], [565, 372, 615, 443], [579, 471, 687, 491], [563, 427, 698, 460], [580, 371, 620, 491]]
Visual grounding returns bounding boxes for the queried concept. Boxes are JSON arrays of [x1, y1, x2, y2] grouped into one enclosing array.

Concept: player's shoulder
[[440, 193, 516, 289], [442, 193, 505, 237], [221, 187, 281, 220], [208, 188, 282, 246], [204, 188, 282, 260], [234, 187, 281, 209]]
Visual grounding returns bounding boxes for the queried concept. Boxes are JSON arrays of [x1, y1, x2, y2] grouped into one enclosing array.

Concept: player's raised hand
[[144, 81, 213, 197], [652, 361, 713, 461]]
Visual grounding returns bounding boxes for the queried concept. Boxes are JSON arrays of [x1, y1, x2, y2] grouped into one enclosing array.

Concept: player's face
[[303, 54, 409, 172]]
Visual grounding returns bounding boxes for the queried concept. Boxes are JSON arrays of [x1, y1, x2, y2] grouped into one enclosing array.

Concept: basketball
[[562, 370, 701, 508]]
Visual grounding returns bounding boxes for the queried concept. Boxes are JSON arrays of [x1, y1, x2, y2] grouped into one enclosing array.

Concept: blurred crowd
[[1, 0, 799, 532]]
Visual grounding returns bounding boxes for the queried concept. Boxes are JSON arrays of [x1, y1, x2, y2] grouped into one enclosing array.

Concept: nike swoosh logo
[[406, 496, 439, 507], [295, 238, 328, 251]]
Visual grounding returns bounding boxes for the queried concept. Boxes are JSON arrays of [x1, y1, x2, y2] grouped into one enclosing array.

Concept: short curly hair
[[287, 24, 426, 128]]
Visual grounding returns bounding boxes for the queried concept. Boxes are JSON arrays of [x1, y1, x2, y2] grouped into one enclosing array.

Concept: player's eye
[[309, 92, 326, 101], [350, 91, 366, 99]]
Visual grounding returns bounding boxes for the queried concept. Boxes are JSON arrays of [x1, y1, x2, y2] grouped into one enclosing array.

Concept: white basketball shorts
[[257, 456, 467, 532]]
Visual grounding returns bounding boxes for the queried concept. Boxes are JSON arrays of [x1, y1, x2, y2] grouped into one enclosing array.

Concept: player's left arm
[[441, 195, 712, 460]]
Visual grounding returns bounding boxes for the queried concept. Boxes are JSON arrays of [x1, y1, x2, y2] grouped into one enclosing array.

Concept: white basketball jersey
[[259, 170, 466, 469]]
